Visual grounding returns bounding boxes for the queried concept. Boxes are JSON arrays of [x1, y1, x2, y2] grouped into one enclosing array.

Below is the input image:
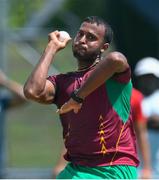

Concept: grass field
[[5, 41, 75, 168]]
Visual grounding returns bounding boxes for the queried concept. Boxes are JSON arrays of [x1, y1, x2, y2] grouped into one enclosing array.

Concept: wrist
[[71, 89, 84, 104], [47, 41, 58, 53]]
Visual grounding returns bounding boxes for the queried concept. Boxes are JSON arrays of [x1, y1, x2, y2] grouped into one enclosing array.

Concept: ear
[[101, 43, 109, 53]]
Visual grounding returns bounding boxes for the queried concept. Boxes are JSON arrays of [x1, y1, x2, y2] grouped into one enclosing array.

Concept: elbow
[[23, 84, 45, 102], [23, 84, 54, 104], [23, 85, 34, 99], [23, 84, 40, 100]]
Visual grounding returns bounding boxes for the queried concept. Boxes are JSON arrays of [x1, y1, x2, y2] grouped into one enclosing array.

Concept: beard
[[72, 46, 101, 63]]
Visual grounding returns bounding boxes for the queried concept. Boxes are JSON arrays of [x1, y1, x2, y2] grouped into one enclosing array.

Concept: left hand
[[57, 98, 82, 114]]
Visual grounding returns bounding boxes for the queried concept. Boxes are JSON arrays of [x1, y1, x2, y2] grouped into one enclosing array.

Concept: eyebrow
[[79, 28, 98, 37]]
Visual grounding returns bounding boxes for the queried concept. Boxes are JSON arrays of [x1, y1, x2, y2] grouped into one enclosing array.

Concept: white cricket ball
[[59, 31, 71, 42]]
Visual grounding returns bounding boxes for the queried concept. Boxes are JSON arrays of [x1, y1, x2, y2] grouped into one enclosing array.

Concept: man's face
[[136, 74, 159, 96], [72, 22, 106, 61]]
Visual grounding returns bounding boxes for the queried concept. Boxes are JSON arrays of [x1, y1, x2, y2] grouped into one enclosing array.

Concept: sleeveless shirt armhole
[[112, 67, 131, 83]]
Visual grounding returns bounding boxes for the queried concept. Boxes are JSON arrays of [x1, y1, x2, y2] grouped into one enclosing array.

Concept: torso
[[48, 66, 139, 167]]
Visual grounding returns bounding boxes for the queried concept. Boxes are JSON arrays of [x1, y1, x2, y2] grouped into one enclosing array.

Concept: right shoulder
[[47, 72, 76, 89], [47, 73, 71, 82]]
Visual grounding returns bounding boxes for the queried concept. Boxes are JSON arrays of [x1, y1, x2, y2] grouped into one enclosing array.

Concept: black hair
[[83, 16, 113, 44]]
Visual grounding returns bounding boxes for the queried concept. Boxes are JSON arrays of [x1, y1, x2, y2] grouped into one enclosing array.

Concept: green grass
[[7, 104, 63, 167]]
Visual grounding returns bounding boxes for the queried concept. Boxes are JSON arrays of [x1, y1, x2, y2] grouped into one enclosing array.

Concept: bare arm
[[24, 31, 71, 104], [0, 70, 26, 108], [135, 121, 152, 178], [76, 52, 129, 99], [58, 52, 129, 114]]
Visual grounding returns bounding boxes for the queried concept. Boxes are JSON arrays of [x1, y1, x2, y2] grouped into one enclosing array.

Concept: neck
[[77, 61, 94, 70], [77, 57, 100, 71]]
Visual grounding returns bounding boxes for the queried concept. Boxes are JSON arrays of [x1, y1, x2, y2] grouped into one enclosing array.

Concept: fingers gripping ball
[[59, 31, 71, 42]]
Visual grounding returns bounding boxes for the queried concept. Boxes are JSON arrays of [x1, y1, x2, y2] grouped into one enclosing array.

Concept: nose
[[79, 35, 86, 44]]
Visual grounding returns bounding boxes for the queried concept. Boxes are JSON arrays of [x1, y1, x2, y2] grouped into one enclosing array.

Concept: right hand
[[57, 98, 82, 114], [48, 31, 71, 51]]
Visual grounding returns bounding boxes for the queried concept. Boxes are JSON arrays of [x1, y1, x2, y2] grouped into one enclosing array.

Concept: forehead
[[79, 22, 105, 38]]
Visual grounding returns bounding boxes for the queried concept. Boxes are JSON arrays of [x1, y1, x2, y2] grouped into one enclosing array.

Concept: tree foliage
[[8, 0, 44, 28], [64, 0, 108, 20]]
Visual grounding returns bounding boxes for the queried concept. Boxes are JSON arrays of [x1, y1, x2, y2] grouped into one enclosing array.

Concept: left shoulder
[[107, 51, 127, 59], [106, 51, 127, 63], [105, 51, 129, 73]]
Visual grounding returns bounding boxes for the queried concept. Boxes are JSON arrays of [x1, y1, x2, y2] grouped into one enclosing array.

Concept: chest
[[56, 73, 91, 106]]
